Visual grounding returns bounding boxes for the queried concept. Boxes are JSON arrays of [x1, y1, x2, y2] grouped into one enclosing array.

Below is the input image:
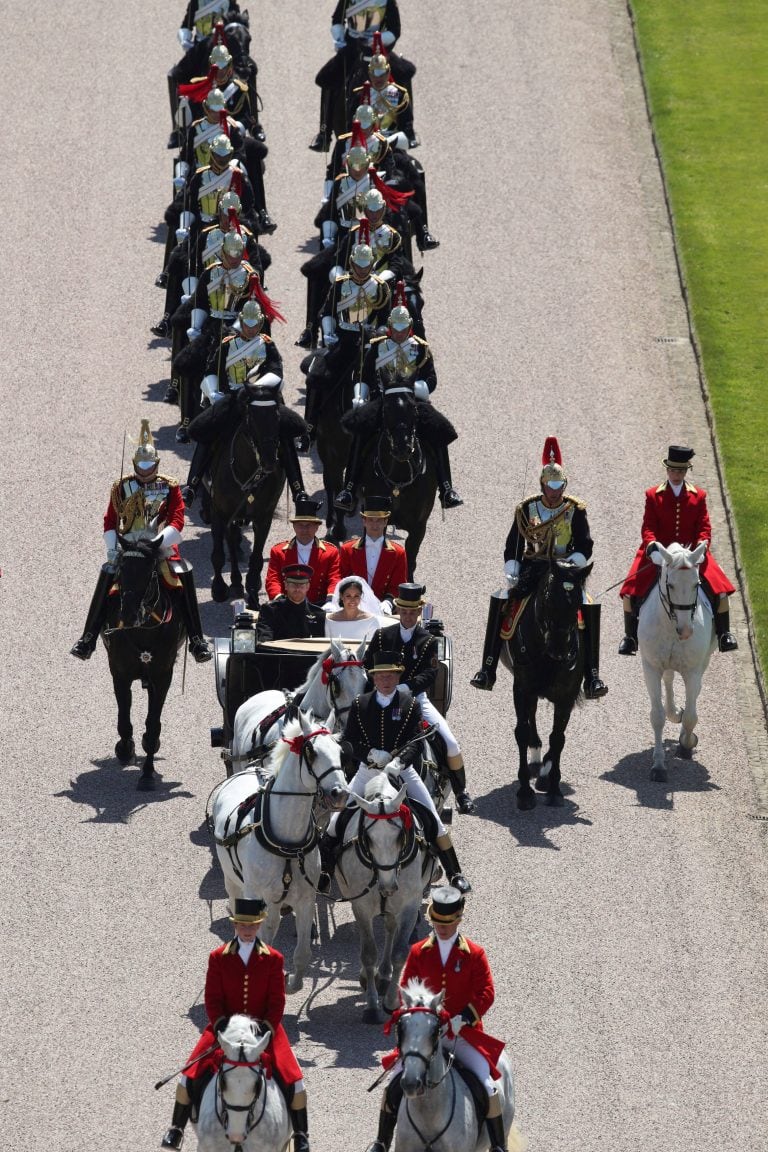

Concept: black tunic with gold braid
[[342, 686, 423, 764]]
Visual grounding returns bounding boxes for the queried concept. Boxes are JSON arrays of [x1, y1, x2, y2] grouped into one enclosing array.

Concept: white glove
[[650, 551, 663, 567], [323, 332, 339, 347], [367, 749, 391, 769], [380, 601, 393, 616], [187, 327, 202, 342], [449, 1015, 464, 1037], [106, 548, 118, 565]]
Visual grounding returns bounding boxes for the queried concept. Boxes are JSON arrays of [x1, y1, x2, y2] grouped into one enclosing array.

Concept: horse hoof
[[211, 577, 229, 603], [650, 765, 668, 782], [246, 592, 260, 611], [676, 744, 694, 761], [228, 582, 244, 601], [285, 976, 303, 995], [362, 1007, 385, 1025], [115, 739, 135, 764], [142, 734, 160, 755], [534, 774, 550, 793], [137, 773, 156, 792], [517, 790, 536, 811], [545, 791, 565, 807]]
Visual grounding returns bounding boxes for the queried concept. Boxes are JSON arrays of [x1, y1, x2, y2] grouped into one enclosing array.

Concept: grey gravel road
[[2, 3, 768, 1150]]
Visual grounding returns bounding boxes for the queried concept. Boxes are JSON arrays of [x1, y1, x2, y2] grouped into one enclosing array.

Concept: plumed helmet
[[218, 189, 241, 215], [222, 230, 245, 259], [388, 304, 411, 332], [240, 299, 264, 329], [350, 242, 374, 271], [132, 419, 159, 471], [540, 436, 567, 489], [205, 87, 227, 114], [369, 52, 389, 79], [210, 44, 232, 70], [210, 132, 233, 158], [347, 144, 369, 171], [364, 188, 386, 215], [354, 103, 377, 132]]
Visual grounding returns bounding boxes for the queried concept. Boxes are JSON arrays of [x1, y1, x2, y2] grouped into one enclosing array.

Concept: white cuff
[[158, 526, 182, 554], [504, 558, 520, 579], [104, 529, 117, 556], [569, 552, 588, 568]]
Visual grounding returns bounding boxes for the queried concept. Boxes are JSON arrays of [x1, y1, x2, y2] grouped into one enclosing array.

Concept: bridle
[[278, 727, 344, 810], [535, 567, 580, 663], [104, 548, 170, 636], [214, 1042, 267, 1147], [658, 566, 700, 626], [321, 653, 365, 722], [389, 1003, 459, 1145], [338, 800, 420, 900]]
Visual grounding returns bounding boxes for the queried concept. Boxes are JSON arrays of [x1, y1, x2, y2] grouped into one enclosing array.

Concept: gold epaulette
[[223, 939, 238, 955], [655, 482, 666, 494], [412, 336, 429, 348], [156, 473, 179, 487], [223, 334, 237, 344], [565, 493, 586, 512], [685, 481, 698, 493], [338, 131, 353, 142], [232, 77, 248, 93], [370, 335, 387, 345]]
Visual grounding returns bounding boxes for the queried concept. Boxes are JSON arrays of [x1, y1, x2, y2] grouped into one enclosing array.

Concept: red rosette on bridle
[[178, 66, 217, 102], [368, 167, 413, 210], [248, 273, 286, 325]]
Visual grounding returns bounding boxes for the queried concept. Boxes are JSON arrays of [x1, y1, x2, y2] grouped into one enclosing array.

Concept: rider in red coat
[[265, 497, 340, 603], [366, 887, 507, 1152], [161, 898, 310, 1152], [618, 446, 737, 654], [338, 493, 408, 607]]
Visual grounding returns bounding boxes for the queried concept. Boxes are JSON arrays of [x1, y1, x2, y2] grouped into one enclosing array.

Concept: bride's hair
[[337, 578, 364, 606]]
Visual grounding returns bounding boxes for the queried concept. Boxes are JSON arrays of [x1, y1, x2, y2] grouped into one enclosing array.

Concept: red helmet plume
[[229, 169, 243, 197], [394, 280, 407, 309], [350, 119, 368, 151], [178, 66, 217, 102], [228, 207, 242, 235], [371, 31, 384, 57], [212, 19, 229, 47], [248, 273, 286, 326], [368, 168, 414, 210], [356, 218, 371, 247], [541, 437, 562, 467]]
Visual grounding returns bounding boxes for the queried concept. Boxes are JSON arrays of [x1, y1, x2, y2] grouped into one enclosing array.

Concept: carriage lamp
[[233, 615, 257, 653]]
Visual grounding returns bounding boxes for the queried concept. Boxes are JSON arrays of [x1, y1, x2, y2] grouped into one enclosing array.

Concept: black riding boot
[[71, 565, 114, 660], [581, 602, 608, 699], [334, 435, 365, 511], [300, 379, 323, 451], [317, 832, 337, 895], [447, 758, 476, 815], [177, 567, 213, 662], [291, 1106, 310, 1152], [281, 436, 309, 504], [167, 71, 180, 149], [435, 840, 471, 894], [433, 443, 462, 508], [618, 604, 639, 655], [161, 1101, 191, 1149], [176, 375, 198, 443], [182, 441, 213, 506], [365, 1085, 401, 1152], [485, 1111, 506, 1152], [715, 605, 738, 651], [470, 592, 508, 690], [309, 88, 331, 152]]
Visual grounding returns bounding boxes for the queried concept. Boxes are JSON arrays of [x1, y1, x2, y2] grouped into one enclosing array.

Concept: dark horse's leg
[[245, 475, 284, 609], [541, 701, 572, 807], [112, 670, 136, 765], [138, 665, 175, 791], [513, 683, 537, 810], [228, 519, 244, 602], [210, 509, 230, 603]]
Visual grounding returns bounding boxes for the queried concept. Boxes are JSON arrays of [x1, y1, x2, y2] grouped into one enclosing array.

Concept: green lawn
[[629, 1, 768, 672]]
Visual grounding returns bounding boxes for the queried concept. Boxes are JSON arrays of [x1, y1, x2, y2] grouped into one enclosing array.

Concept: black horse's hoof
[[228, 581, 244, 601], [142, 733, 160, 755], [534, 773, 551, 793], [517, 790, 536, 811], [164, 382, 179, 404], [650, 765, 668, 782], [115, 738, 135, 764], [211, 576, 229, 602], [545, 792, 565, 807]]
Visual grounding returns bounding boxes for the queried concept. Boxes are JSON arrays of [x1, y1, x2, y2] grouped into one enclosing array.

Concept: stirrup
[[175, 420, 190, 444], [439, 486, 463, 509], [189, 637, 213, 663], [584, 676, 608, 699], [155, 271, 169, 289], [71, 636, 96, 661], [167, 131, 180, 150], [449, 872, 472, 895], [455, 790, 476, 815], [364, 1142, 387, 1152], [334, 488, 355, 512], [309, 130, 329, 152], [160, 1127, 184, 1150], [258, 209, 277, 235], [470, 669, 495, 690], [420, 230, 440, 251], [164, 381, 179, 404], [618, 636, 637, 656], [151, 316, 170, 337], [181, 484, 196, 507], [718, 632, 738, 652], [295, 327, 313, 349]]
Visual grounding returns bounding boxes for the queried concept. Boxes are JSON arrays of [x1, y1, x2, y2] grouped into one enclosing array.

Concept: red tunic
[[265, 537, 340, 603], [104, 475, 185, 586], [383, 934, 505, 1076], [185, 938, 302, 1084], [620, 481, 735, 600], [339, 534, 408, 602]]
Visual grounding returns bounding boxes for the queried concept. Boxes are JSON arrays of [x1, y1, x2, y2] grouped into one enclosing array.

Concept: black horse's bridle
[[214, 1042, 267, 1146], [658, 569, 700, 626], [104, 549, 168, 637]]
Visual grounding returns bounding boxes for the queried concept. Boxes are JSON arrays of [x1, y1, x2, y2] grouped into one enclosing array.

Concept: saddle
[[389, 1065, 488, 1133]]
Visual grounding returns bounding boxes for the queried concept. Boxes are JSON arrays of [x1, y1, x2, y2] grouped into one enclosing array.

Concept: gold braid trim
[[516, 494, 586, 558]]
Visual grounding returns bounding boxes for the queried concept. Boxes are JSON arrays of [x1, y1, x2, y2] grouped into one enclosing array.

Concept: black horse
[[206, 389, 300, 608], [499, 559, 592, 809], [102, 537, 186, 790]]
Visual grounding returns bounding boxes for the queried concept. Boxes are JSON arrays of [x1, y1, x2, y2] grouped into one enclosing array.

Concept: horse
[[195, 1015, 291, 1152], [229, 639, 370, 773], [637, 542, 715, 781], [206, 387, 292, 608], [499, 559, 593, 809], [210, 712, 348, 992], [335, 767, 432, 1023], [392, 981, 525, 1152], [101, 535, 186, 789]]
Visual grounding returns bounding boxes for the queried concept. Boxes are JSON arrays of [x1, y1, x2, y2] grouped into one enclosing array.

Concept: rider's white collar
[[399, 624, 415, 641], [669, 480, 684, 496], [238, 939, 256, 964], [375, 689, 397, 706], [437, 931, 459, 963]]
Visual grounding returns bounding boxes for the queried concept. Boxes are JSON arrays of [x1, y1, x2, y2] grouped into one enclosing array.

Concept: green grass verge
[[629, 0, 768, 673]]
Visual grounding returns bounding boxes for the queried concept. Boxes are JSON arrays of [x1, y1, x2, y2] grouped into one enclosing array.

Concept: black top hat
[[369, 649, 405, 673], [283, 563, 314, 583], [393, 583, 426, 609], [291, 497, 323, 523], [427, 886, 465, 923], [230, 897, 267, 923], [663, 445, 695, 469], [360, 493, 392, 517]]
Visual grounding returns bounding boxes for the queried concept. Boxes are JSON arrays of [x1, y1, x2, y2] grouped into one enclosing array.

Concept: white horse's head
[[656, 542, 707, 640], [297, 639, 369, 730], [215, 1015, 271, 1145], [269, 711, 348, 809], [397, 980, 448, 1097], [352, 772, 410, 895]]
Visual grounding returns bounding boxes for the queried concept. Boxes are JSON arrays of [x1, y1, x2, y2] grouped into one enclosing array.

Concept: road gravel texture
[[2, 2, 767, 1150]]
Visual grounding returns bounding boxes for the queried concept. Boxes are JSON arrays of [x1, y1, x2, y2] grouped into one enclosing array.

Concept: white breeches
[[388, 1038, 495, 1095], [418, 695, 460, 757], [343, 762, 447, 837]]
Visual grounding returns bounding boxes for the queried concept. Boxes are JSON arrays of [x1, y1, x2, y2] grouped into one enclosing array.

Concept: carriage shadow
[[472, 782, 593, 850], [601, 745, 720, 810], [54, 758, 193, 823]]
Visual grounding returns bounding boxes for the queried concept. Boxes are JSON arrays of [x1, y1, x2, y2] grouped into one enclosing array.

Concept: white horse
[[638, 542, 716, 781], [336, 766, 433, 1023], [392, 981, 526, 1152], [195, 1015, 291, 1152], [229, 639, 369, 772], [210, 712, 348, 992]]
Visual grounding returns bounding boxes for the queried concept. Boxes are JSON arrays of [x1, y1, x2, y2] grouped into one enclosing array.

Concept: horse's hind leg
[[404, 520, 427, 580], [245, 508, 273, 609], [227, 521, 244, 600], [677, 671, 703, 759], [642, 659, 667, 780], [112, 674, 135, 764], [513, 686, 536, 810], [138, 672, 172, 790], [353, 903, 384, 1023]]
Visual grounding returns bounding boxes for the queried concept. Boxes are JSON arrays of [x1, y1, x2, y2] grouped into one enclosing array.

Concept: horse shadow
[[148, 224, 167, 245], [472, 782, 593, 850], [296, 238, 319, 255], [54, 757, 194, 823], [601, 745, 720, 810], [190, 820, 229, 905], [143, 375, 173, 402]]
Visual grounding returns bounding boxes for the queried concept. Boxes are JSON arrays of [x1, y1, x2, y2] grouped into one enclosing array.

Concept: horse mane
[[402, 978, 436, 1007]]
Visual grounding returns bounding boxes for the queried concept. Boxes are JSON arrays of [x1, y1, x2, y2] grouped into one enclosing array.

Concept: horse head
[[244, 387, 282, 475], [215, 1014, 270, 1146], [382, 388, 418, 462], [274, 711, 348, 809], [397, 980, 447, 1097], [353, 773, 410, 895], [113, 533, 163, 629], [656, 542, 706, 640], [323, 638, 369, 724], [536, 559, 593, 661]]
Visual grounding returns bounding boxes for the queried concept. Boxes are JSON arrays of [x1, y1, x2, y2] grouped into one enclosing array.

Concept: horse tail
[[507, 1123, 529, 1152]]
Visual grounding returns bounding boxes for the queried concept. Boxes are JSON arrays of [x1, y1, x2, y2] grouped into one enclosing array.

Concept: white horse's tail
[[507, 1123, 528, 1152]]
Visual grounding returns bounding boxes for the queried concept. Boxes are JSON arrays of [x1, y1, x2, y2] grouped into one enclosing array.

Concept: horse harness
[[658, 567, 700, 626], [336, 799, 425, 902], [389, 1005, 463, 1151], [103, 550, 173, 640], [214, 1042, 268, 1148], [374, 395, 426, 497]]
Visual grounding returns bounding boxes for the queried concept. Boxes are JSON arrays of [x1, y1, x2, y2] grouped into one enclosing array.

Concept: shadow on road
[[472, 782, 593, 850], [54, 757, 194, 822], [601, 744, 720, 809]]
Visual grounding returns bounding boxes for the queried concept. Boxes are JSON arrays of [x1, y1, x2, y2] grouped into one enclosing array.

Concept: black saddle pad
[[404, 796, 437, 845]]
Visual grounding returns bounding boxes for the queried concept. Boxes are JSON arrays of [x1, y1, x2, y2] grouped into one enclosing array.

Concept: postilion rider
[[365, 885, 508, 1152], [617, 445, 737, 654], [365, 582, 476, 815], [160, 897, 311, 1151], [470, 437, 607, 698], [70, 421, 212, 663]]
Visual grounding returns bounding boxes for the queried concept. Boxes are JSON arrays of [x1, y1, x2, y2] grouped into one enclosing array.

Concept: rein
[[104, 559, 172, 638], [659, 569, 699, 624], [392, 1004, 460, 1145], [375, 426, 425, 493], [215, 1049, 268, 1143]]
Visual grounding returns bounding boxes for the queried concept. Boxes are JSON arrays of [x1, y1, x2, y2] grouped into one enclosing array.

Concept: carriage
[[209, 609, 454, 757]]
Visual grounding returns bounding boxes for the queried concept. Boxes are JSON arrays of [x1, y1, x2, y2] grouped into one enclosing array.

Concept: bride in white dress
[[324, 576, 391, 642]]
